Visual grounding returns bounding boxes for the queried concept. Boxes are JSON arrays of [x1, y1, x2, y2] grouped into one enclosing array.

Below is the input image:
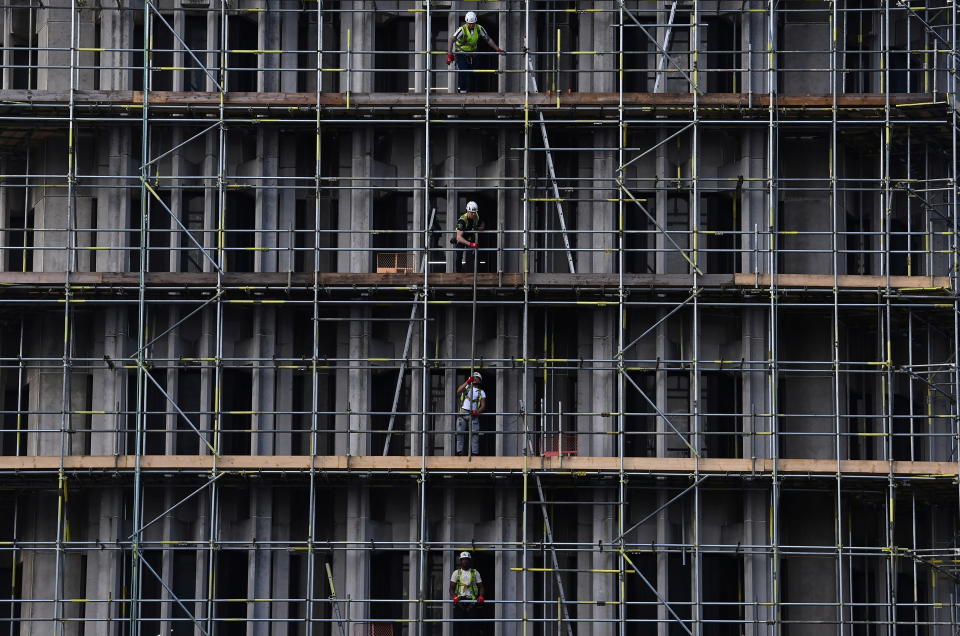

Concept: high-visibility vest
[[453, 568, 480, 598], [455, 25, 483, 52]]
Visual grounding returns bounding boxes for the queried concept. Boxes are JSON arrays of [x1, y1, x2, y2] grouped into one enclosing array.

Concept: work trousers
[[453, 601, 484, 636], [456, 413, 480, 455], [455, 53, 476, 92], [455, 245, 478, 272]]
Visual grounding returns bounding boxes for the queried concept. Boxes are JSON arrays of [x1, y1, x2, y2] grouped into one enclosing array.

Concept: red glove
[[497, 48, 505, 54], [477, 595, 485, 604], [453, 595, 460, 604], [470, 410, 479, 417], [446, 54, 455, 65], [468, 242, 478, 248]]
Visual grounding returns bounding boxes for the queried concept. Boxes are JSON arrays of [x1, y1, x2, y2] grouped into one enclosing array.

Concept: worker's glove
[[470, 410, 479, 417], [468, 242, 478, 248], [477, 595, 485, 604], [446, 54, 455, 65], [497, 48, 505, 54], [453, 595, 460, 604]]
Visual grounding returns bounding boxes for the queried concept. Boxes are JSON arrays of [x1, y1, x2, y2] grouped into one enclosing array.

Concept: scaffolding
[[0, 0, 957, 634]]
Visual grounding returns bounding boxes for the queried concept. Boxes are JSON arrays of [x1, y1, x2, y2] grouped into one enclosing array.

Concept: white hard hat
[[472, 372, 482, 382], [459, 551, 472, 559], [465, 11, 477, 23], [466, 201, 478, 212]]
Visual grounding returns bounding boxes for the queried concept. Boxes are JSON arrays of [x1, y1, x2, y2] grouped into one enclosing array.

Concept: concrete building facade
[[0, 0, 957, 634]]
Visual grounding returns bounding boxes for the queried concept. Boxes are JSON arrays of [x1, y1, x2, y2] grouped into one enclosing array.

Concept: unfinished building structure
[[0, 0, 957, 633]]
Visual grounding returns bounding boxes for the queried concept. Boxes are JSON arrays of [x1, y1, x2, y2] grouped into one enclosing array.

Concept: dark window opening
[[139, 549, 163, 635], [846, 210, 873, 275], [171, 550, 197, 636], [704, 17, 739, 93], [184, 14, 207, 91], [844, 5, 875, 93], [296, 10, 318, 92], [371, 369, 410, 457], [228, 17, 258, 92], [148, 190, 172, 272], [220, 369, 252, 455], [370, 552, 406, 623], [375, 16, 413, 92], [702, 192, 739, 274], [702, 372, 741, 459], [624, 191, 655, 274], [132, 22, 144, 91], [624, 371, 655, 457], [372, 191, 412, 252], [624, 552, 657, 623], [144, 367, 167, 455], [151, 15, 175, 91], [225, 192, 256, 273], [180, 191, 206, 272], [177, 369, 201, 455], [10, 7, 38, 90], [848, 387, 876, 461], [621, 17, 655, 92], [668, 552, 692, 636], [88, 198, 98, 273], [6, 208, 34, 273], [702, 554, 743, 634], [215, 551, 249, 632]]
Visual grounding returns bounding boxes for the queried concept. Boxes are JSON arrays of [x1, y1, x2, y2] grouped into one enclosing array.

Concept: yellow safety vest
[[456, 25, 482, 52], [453, 568, 480, 598]]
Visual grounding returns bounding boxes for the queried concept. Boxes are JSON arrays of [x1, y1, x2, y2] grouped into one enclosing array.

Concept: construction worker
[[446, 12, 505, 93], [450, 551, 486, 634], [453, 200, 483, 272], [455, 372, 485, 456]]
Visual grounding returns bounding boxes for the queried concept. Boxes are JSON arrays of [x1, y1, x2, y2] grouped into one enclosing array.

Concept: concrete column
[[575, 311, 595, 456], [270, 488, 292, 636], [496, 308, 521, 457], [743, 490, 772, 636], [249, 486, 274, 635], [336, 312, 370, 455], [19, 494, 60, 635], [254, 306, 277, 455], [496, 488, 520, 635], [576, 0, 615, 93], [36, 7, 96, 90], [741, 7, 769, 95], [655, 488, 670, 636], [277, 131, 297, 274], [342, 0, 374, 93], [338, 129, 372, 274], [742, 308, 771, 460], [591, 311, 615, 457], [740, 129, 768, 275], [336, 485, 369, 629], [96, 130, 132, 273], [591, 493, 617, 636], [100, 3, 131, 90], [274, 309, 294, 456], [258, 130, 280, 274]]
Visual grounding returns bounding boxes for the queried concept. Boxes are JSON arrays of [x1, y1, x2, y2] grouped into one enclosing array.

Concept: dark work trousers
[[453, 601, 484, 636], [455, 53, 476, 92], [455, 245, 478, 273]]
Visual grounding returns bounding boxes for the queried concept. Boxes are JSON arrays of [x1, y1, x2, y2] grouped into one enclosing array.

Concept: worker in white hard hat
[[446, 11, 505, 93], [453, 200, 484, 272], [455, 372, 486, 455], [449, 550, 485, 634]]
